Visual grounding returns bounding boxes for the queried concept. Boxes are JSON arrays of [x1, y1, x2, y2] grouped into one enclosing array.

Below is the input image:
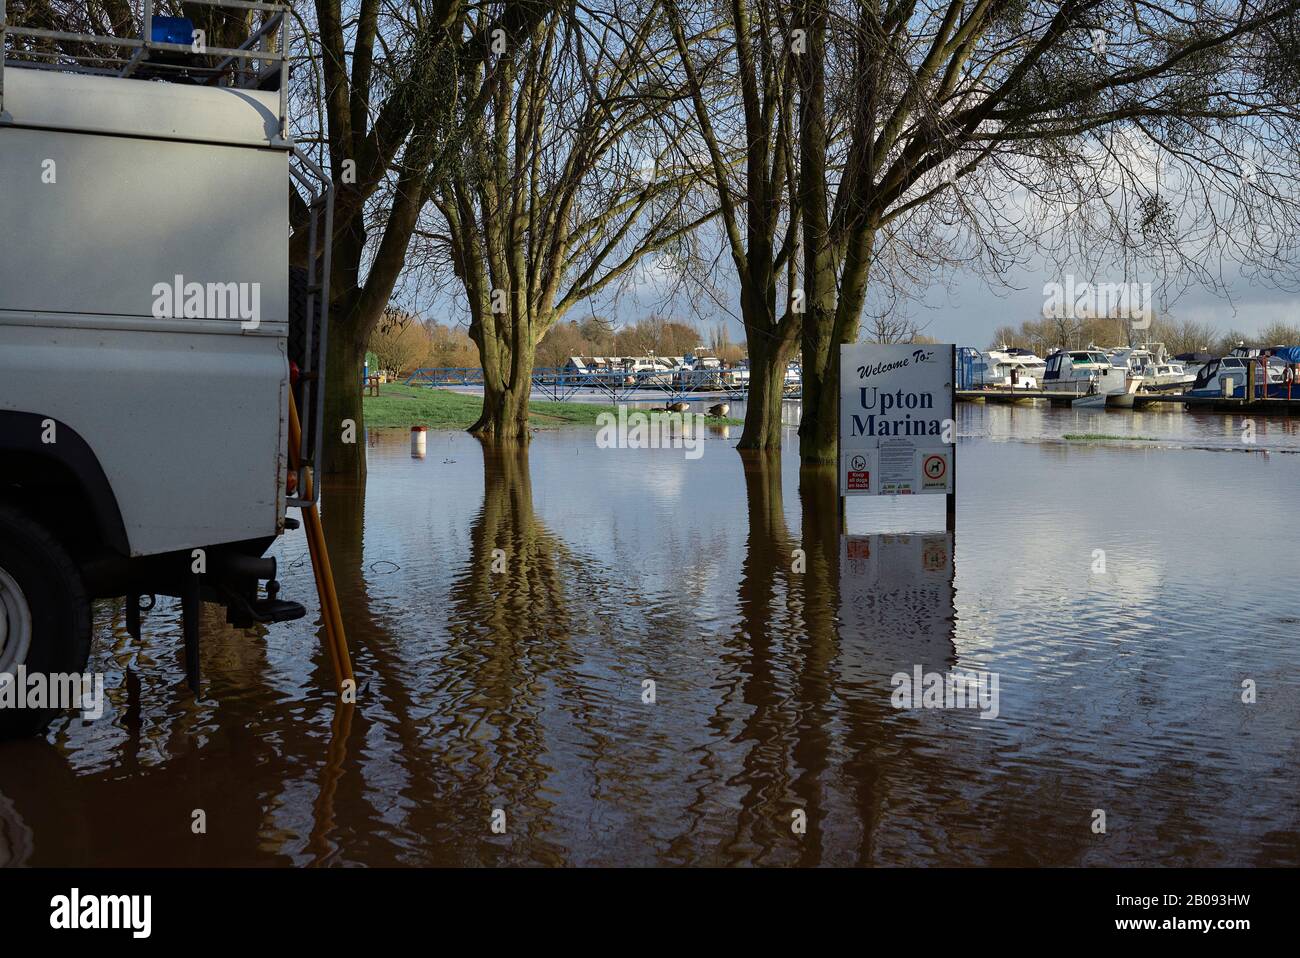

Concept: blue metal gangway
[[403, 366, 800, 402]]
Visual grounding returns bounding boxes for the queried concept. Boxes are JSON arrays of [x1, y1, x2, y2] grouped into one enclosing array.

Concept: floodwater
[[2, 400, 1298, 866]]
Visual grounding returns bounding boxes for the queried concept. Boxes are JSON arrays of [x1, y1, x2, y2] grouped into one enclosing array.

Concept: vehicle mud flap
[[182, 573, 201, 694], [126, 594, 141, 640]]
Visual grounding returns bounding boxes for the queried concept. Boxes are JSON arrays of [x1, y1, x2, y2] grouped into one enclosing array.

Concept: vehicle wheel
[[0, 504, 92, 740]]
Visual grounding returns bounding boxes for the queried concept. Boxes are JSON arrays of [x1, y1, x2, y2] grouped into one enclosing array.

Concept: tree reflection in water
[[13, 425, 1282, 867]]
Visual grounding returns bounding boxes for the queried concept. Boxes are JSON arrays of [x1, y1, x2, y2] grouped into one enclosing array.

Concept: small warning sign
[[921, 453, 949, 490], [845, 453, 871, 490], [922, 539, 948, 571]]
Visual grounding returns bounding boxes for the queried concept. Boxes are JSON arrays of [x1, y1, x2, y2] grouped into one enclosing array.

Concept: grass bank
[[362, 384, 742, 429]]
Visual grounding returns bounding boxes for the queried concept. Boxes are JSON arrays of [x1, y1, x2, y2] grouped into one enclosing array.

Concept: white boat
[[1107, 343, 1196, 392], [625, 357, 678, 385], [676, 354, 747, 389], [1041, 348, 1135, 407], [982, 345, 1047, 389], [562, 355, 677, 386], [1144, 361, 1196, 389]]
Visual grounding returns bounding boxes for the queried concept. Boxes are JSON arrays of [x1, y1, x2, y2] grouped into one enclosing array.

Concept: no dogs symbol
[[923, 454, 947, 480]]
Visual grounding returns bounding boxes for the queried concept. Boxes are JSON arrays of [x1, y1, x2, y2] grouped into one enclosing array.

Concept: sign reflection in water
[[0, 404, 1297, 866]]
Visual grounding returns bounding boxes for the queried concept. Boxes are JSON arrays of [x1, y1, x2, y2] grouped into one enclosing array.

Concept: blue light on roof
[[151, 16, 195, 46]]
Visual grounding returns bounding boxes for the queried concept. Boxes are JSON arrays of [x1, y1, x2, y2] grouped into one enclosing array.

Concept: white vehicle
[[1041, 349, 1135, 407], [0, 5, 332, 737]]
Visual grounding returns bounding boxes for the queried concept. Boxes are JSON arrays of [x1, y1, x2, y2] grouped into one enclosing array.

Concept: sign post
[[838, 343, 956, 531]]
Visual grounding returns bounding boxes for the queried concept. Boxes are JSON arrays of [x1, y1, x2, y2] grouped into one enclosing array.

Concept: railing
[[405, 367, 487, 389], [1, 0, 290, 137], [403, 367, 801, 403]]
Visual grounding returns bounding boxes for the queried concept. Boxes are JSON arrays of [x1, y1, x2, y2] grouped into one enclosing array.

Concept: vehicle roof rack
[[1, 0, 290, 136]]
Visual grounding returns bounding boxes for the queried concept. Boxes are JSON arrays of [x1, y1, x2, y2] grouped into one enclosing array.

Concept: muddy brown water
[[1, 401, 1298, 866]]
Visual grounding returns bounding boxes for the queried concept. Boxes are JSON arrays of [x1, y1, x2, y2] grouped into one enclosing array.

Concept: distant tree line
[[990, 316, 1300, 357], [369, 312, 748, 376]]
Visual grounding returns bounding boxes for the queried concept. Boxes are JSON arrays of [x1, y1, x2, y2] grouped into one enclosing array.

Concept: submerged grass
[[1063, 433, 1159, 442], [362, 383, 742, 429]]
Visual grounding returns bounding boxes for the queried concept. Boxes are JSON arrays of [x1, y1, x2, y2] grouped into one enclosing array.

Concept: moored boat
[[1042, 348, 1132, 406], [1107, 342, 1196, 393], [1186, 354, 1291, 397], [982, 345, 1047, 389]]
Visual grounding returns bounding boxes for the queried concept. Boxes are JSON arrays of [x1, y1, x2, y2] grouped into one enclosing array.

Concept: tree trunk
[[322, 331, 367, 480], [738, 333, 793, 450], [803, 229, 876, 463], [797, 288, 840, 464], [798, 330, 840, 464], [467, 335, 533, 441], [468, 380, 532, 440]]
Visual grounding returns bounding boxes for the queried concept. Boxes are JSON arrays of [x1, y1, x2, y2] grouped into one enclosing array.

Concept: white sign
[[840, 343, 954, 496]]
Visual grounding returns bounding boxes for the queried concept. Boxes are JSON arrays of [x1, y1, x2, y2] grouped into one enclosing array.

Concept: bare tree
[[432, 0, 713, 439], [667, 0, 802, 448], [294, 1, 559, 475], [863, 310, 927, 344], [367, 308, 427, 376], [793, 0, 1300, 464], [1257, 319, 1300, 344]]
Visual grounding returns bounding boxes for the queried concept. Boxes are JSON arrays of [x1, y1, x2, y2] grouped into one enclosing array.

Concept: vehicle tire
[[0, 504, 93, 740]]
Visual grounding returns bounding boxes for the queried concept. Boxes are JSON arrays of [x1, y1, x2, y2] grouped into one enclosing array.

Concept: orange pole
[[301, 466, 353, 687], [299, 486, 342, 682], [288, 391, 355, 691]]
